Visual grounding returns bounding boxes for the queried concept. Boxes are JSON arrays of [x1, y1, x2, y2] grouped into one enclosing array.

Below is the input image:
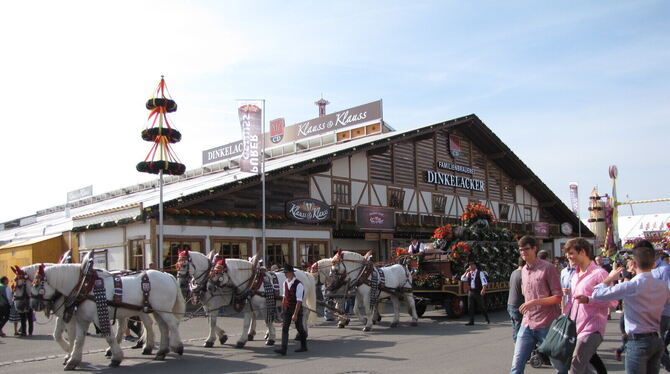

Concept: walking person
[[592, 245, 670, 374], [565, 238, 618, 374], [509, 235, 565, 374], [18, 307, 34, 336], [8, 281, 21, 336], [0, 276, 12, 337], [507, 257, 525, 341], [275, 264, 307, 356], [462, 261, 490, 325], [560, 256, 576, 313], [647, 242, 670, 371]]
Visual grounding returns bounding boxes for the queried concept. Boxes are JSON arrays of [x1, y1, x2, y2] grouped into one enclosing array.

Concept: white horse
[[329, 251, 418, 331], [176, 250, 236, 347], [207, 257, 317, 348], [31, 263, 185, 370], [12, 264, 156, 364], [311, 256, 388, 328]]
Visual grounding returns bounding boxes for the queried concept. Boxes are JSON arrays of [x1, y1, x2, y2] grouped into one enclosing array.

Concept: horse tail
[[303, 272, 317, 326], [172, 275, 186, 319]]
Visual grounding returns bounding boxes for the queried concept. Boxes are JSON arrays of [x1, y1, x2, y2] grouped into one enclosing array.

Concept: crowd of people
[[507, 235, 670, 374]]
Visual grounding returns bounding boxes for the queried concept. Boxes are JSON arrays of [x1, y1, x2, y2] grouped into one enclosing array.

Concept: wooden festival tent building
[[0, 100, 590, 275]]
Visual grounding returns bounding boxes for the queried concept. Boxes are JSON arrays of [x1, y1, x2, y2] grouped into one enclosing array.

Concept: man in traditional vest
[[408, 238, 426, 255], [275, 264, 308, 356], [461, 261, 490, 325]]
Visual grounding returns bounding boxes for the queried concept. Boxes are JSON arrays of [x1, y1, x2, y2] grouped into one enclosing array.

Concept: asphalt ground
[[0, 305, 632, 374]]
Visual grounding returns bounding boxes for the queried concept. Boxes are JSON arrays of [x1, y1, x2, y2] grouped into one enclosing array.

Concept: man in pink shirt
[[565, 238, 618, 373], [510, 236, 564, 374]]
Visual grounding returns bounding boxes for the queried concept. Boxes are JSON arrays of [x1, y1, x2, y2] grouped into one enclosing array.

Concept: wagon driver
[[275, 264, 308, 356], [408, 238, 426, 255]]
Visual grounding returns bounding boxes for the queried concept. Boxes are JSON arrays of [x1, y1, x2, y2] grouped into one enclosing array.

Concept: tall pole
[[261, 100, 266, 264], [159, 169, 164, 269]]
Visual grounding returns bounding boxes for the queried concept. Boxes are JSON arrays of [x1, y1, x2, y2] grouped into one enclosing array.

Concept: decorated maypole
[[137, 76, 185, 270]]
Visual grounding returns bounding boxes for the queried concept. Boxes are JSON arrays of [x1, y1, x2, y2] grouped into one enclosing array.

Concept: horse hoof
[[338, 324, 345, 328], [105, 349, 112, 357], [142, 348, 153, 356], [247, 334, 255, 341], [204, 341, 214, 348], [410, 321, 418, 327], [390, 322, 399, 328], [362, 326, 371, 332], [109, 360, 121, 368], [175, 345, 184, 356], [265, 339, 275, 346], [154, 354, 166, 361], [219, 335, 228, 345], [64, 363, 77, 371], [235, 342, 245, 349]]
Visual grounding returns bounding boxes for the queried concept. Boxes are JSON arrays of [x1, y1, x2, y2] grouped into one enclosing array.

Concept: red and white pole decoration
[[137, 76, 185, 270]]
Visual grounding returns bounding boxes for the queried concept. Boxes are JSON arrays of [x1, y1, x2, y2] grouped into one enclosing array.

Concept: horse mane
[[21, 263, 53, 280], [341, 251, 365, 262], [43, 264, 83, 294], [222, 258, 253, 272]]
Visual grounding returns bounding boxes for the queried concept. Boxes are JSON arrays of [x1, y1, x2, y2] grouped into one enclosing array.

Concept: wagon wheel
[[445, 296, 464, 318], [414, 299, 427, 318]]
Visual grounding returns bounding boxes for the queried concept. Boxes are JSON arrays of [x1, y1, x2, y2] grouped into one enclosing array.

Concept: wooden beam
[[488, 152, 507, 160]]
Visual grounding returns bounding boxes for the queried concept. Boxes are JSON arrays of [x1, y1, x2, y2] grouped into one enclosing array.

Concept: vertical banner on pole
[[237, 101, 263, 174], [569, 182, 579, 216], [569, 182, 581, 236]]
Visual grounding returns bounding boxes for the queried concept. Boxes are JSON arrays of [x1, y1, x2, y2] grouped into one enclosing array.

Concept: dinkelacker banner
[[203, 100, 382, 165], [237, 101, 263, 174]]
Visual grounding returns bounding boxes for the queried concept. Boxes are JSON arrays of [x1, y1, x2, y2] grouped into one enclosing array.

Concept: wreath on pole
[[136, 76, 185, 176]]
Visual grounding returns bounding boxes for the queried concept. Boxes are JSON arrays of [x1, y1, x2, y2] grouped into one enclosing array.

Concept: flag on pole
[[237, 101, 263, 174], [569, 182, 579, 217]]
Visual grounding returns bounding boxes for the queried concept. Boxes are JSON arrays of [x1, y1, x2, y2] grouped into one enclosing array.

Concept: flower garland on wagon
[[460, 202, 496, 226]]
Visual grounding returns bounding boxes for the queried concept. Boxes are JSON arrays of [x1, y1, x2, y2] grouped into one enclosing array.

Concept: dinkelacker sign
[[202, 100, 382, 165], [425, 161, 486, 192], [285, 199, 330, 224]]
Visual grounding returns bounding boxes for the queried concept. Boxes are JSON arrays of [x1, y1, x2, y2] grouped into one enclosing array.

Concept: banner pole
[[159, 169, 164, 270], [262, 100, 267, 264]]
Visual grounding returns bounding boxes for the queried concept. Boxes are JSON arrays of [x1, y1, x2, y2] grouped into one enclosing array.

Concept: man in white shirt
[[461, 261, 490, 325], [275, 264, 307, 355], [408, 238, 426, 255]]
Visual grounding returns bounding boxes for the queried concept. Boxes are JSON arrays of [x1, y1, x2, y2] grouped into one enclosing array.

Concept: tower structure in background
[[588, 188, 606, 248], [315, 96, 330, 117]]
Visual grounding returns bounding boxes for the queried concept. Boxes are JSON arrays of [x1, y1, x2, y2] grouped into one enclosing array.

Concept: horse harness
[[34, 261, 155, 337]]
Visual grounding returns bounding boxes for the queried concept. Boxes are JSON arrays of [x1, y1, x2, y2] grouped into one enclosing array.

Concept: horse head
[[11, 265, 31, 312], [326, 252, 348, 294], [207, 258, 231, 292], [175, 249, 193, 289], [30, 263, 53, 313]]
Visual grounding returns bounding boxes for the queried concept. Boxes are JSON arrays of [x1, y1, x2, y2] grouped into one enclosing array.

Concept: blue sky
[[0, 0, 668, 223]]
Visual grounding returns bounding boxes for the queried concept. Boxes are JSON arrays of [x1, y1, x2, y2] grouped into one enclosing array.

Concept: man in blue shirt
[[592, 245, 670, 374], [560, 258, 576, 312]]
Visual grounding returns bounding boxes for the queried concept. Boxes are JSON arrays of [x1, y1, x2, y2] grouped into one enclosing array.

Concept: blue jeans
[[507, 305, 523, 342], [625, 335, 664, 374], [510, 325, 569, 374]]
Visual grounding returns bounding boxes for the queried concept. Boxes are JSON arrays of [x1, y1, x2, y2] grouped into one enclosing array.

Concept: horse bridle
[[12, 272, 30, 303], [176, 252, 212, 297], [31, 269, 63, 309]]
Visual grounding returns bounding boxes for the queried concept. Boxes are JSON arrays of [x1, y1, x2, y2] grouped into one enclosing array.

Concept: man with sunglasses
[[510, 236, 565, 374]]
